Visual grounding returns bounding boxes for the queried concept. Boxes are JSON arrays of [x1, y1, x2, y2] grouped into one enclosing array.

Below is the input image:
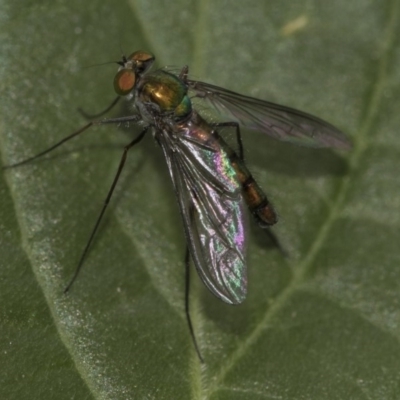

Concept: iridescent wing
[[158, 126, 247, 304], [187, 80, 351, 150]]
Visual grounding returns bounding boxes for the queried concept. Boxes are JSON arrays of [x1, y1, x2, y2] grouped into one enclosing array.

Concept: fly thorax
[[137, 70, 192, 121], [174, 95, 192, 120]]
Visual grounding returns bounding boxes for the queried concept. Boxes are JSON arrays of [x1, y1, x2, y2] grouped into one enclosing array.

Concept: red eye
[[129, 50, 154, 63], [114, 69, 136, 96], [127, 50, 155, 74]]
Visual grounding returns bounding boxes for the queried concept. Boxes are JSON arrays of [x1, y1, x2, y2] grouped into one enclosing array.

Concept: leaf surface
[[1, 1, 400, 399]]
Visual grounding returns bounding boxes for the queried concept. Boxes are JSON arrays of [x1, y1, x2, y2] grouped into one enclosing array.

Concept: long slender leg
[[180, 65, 244, 158], [211, 121, 244, 160], [3, 114, 141, 169], [94, 115, 141, 125], [78, 96, 121, 120], [3, 122, 93, 169], [64, 126, 148, 293], [184, 244, 204, 363], [180, 69, 243, 159]]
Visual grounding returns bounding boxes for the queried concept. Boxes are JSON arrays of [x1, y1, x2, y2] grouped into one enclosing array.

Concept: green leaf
[[1, 1, 400, 399]]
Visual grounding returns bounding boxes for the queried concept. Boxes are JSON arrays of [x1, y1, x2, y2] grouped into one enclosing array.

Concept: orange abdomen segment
[[230, 156, 277, 227]]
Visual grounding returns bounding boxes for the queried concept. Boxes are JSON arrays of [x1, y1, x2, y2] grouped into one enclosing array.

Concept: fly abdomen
[[242, 175, 278, 227], [227, 150, 278, 227]]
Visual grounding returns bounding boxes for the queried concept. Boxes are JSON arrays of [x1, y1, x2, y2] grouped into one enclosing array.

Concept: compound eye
[[129, 50, 155, 74], [129, 50, 154, 63], [114, 69, 136, 96]]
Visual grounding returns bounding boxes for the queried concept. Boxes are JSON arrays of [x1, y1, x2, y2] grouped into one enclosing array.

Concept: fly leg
[[3, 114, 142, 169], [3, 114, 147, 290], [184, 202, 204, 363], [64, 125, 149, 292], [78, 96, 121, 119], [211, 121, 244, 160], [179, 65, 243, 159]]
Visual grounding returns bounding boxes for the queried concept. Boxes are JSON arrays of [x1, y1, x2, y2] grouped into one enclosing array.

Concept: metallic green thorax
[[137, 70, 192, 120]]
